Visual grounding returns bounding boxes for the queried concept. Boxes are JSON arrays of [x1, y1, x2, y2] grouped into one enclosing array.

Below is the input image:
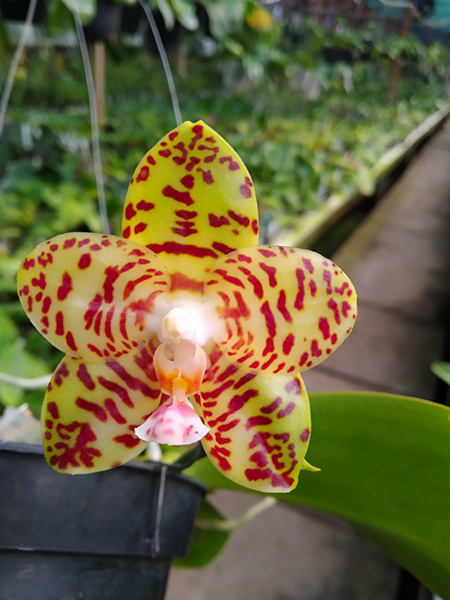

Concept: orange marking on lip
[[157, 368, 203, 397]]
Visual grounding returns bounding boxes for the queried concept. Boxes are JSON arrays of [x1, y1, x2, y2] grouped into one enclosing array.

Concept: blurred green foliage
[[0, 13, 449, 409]]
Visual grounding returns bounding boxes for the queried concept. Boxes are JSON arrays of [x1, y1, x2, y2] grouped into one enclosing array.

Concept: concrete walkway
[[166, 119, 450, 600]]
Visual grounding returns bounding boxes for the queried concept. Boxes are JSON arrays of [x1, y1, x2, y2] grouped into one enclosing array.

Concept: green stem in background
[[186, 392, 450, 598], [0, 372, 51, 390], [73, 10, 110, 234], [431, 361, 450, 386], [139, 0, 182, 127], [196, 497, 277, 532], [0, 0, 37, 138]]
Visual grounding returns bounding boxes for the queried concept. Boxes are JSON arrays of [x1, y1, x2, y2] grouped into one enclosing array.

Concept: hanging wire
[[0, 0, 37, 138], [138, 0, 182, 126], [73, 11, 110, 234]]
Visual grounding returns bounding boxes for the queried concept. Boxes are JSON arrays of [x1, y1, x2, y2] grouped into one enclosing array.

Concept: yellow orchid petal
[[17, 233, 170, 361], [193, 348, 311, 492], [205, 246, 357, 374], [42, 344, 163, 474], [122, 121, 259, 294]]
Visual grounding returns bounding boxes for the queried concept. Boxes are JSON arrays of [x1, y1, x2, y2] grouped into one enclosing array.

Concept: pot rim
[[0, 440, 206, 493]]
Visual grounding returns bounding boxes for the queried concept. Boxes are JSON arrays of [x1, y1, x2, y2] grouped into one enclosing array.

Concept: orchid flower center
[[134, 305, 210, 446]]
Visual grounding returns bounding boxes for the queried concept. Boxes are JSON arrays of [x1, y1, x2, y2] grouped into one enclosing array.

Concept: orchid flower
[[17, 121, 356, 493]]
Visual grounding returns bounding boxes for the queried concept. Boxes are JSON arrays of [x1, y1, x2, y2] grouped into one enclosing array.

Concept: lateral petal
[[204, 246, 357, 374], [42, 343, 163, 474], [193, 348, 311, 492], [122, 121, 259, 294], [17, 233, 170, 361]]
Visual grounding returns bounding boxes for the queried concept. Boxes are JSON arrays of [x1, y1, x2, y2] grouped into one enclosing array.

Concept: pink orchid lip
[[134, 400, 210, 446]]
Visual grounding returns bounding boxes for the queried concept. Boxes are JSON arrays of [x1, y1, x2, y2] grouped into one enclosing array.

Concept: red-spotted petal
[[192, 347, 311, 492], [17, 233, 170, 361], [122, 121, 259, 294], [204, 246, 357, 374], [42, 343, 163, 474]]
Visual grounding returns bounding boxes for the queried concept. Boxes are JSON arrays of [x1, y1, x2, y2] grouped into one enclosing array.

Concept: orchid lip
[[134, 398, 210, 446]]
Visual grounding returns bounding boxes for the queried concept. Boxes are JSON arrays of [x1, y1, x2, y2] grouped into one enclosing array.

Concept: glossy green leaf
[[431, 361, 450, 386], [187, 392, 450, 597]]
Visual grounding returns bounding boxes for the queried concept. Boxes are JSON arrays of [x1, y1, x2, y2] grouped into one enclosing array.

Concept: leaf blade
[[187, 392, 450, 597]]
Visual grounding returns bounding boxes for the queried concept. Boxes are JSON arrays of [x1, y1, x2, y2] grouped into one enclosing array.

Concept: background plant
[[1, 5, 450, 595], [1, 7, 449, 409]]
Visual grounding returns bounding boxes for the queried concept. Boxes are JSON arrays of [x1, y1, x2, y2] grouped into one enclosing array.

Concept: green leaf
[[431, 361, 450, 386], [0, 307, 19, 343], [115, 0, 139, 5], [203, 0, 245, 39], [61, 0, 96, 20], [155, 0, 175, 30], [187, 392, 450, 598], [0, 340, 50, 408], [356, 165, 376, 196], [171, 0, 199, 31], [174, 497, 230, 568]]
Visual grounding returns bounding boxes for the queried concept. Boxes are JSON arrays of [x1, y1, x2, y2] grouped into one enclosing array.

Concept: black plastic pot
[[0, 442, 204, 600], [83, 0, 122, 43]]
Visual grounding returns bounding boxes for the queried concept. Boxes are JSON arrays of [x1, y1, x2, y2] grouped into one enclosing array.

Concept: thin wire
[[138, 0, 182, 126], [73, 11, 110, 234], [0, 0, 37, 138]]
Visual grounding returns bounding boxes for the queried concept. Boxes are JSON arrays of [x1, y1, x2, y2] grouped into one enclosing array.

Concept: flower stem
[[196, 497, 278, 532], [0, 372, 51, 389]]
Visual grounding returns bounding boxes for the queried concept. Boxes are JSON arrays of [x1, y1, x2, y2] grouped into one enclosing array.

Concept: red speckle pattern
[[194, 353, 310, 491], [122, 121, 258, 281], [17, 233, 170, 361], [42, 344, 162, 472], [206, 245, 356, 374]]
